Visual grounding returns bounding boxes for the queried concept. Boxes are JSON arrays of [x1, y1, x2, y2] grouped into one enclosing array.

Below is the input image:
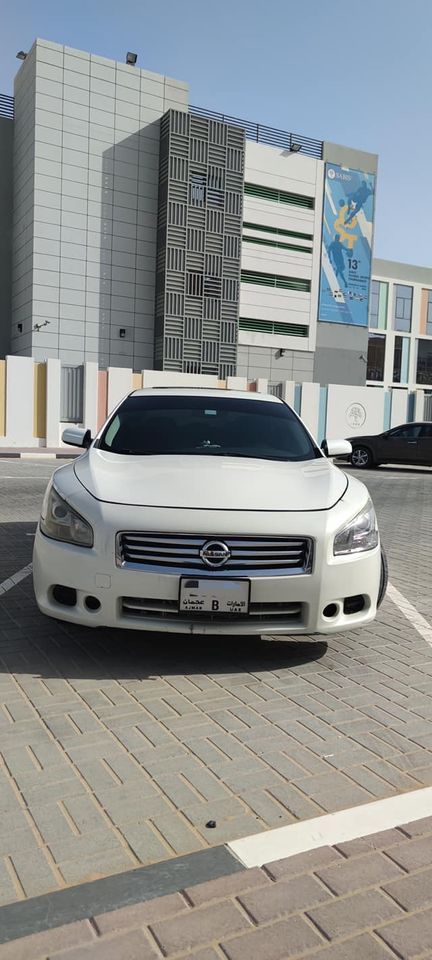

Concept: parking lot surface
[[0, 459, 432, 908]]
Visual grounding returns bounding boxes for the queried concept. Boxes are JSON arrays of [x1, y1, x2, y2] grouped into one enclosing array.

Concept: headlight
[[40, 484, 93, 547], [333, 499, 379, 556]]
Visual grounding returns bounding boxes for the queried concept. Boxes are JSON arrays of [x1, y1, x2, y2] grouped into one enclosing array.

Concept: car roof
[[389, 421, 432, 428], [130, 388, 283, 403]]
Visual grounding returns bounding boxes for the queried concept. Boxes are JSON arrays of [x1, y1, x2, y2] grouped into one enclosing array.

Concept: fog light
[[323, 603, 338, 618], [53, 585, 77, 607], [343, 595, 365, 615], [85, 595, 101, 611]]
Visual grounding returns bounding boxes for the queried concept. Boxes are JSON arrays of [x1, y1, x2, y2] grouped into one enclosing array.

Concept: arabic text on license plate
[[179, 578, 249, 614]]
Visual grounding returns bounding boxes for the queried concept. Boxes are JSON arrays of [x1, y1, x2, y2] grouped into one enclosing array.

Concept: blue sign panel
[[318, 163, 376, 326]]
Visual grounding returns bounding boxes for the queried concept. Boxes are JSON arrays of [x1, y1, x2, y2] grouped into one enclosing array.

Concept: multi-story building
[[0, 38, 430, 402], [367, 260, 432, 397]]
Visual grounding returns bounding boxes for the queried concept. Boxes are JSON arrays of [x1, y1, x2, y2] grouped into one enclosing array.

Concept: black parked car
[[347, 422, 432, 469]]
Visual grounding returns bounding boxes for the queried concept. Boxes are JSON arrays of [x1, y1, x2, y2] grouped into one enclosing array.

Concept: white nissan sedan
[[33, 389, 386, 636]]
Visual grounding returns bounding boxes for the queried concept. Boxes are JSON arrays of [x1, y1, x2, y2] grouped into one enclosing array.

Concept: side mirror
[[321, 439, 352, 458], [62, 427, 92, 449]]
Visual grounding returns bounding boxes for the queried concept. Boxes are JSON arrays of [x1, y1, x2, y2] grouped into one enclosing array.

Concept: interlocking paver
[[264, 845, 344, 880], [307, 888, 403, 939], [377, 907, 432, 958], [315, 850, 404, 895], [184, 866, 269, 906], [0, 920, 95, 960], [384, 834, 432, 871], [150, 900, 250, 954], [50, 929, 159, 960], [305, 932, 397, 959], [94, 892, 187, 934], [221, 916, 323, 959], [239, 873, 332, 922]]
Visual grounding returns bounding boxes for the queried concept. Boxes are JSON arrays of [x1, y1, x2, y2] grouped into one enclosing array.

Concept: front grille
[[121, 596, 303, 624], [117, 533, 313, 575]]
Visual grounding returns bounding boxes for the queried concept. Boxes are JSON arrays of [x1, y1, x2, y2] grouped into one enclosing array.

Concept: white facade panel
[[240, 140, 325, 371], [11, 38, 189, 370]]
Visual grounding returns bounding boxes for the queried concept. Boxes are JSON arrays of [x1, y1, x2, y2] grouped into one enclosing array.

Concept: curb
[[0, 451, 79, 459], [0, 846, 242, 946]]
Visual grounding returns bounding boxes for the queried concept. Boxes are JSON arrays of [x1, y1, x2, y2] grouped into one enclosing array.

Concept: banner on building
[[318, 163, 376, 326]]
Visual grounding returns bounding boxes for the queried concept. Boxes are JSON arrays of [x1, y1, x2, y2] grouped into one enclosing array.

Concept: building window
[[369, 280, 388, 329], [244, 183, 314, 210], [416, 339, 432, 384], [367, 334, 386, 381], [241, 270, 310, 292], [427, 290, 432, 336], [393, 284, 413, 332], [239, 318, 309, 337], [393, 336, 410, 383]]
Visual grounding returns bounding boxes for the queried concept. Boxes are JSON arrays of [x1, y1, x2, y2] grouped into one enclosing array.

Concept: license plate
[[179, 578, 250, 614]]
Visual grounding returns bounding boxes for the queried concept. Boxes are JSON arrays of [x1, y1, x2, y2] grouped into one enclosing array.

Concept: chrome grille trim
[[116, 533, 313, 576], [121, 596, 303, 623]]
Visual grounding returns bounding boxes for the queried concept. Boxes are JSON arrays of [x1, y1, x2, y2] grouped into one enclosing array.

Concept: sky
[[2, 0, 431, 267]]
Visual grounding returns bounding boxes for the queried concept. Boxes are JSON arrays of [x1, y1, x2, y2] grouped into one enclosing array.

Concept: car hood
[[73, 449, 348, 512]]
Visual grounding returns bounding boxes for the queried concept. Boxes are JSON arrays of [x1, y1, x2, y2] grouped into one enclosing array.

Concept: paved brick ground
[[0, 463, 432, 906], [2, 817, 432, 958]]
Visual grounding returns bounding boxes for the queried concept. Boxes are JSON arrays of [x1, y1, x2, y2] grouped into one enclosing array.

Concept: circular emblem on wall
[[327, 168, 336, 180], [345, 403, 366, 429], [200, 540, 231, 569]]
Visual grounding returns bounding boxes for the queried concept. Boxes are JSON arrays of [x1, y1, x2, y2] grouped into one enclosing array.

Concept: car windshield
[[98, 395, 321, 462]]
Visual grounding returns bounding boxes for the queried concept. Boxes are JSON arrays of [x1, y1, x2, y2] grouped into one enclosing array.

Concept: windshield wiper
[[101, 448, 295, 460]]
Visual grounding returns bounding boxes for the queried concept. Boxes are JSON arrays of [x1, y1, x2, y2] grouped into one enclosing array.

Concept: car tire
[[351, 446, 373, 468], [377, 546, 388, 608]]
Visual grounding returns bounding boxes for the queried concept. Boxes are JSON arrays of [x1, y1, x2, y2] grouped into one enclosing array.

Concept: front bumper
[[33, 524, 381, 636]]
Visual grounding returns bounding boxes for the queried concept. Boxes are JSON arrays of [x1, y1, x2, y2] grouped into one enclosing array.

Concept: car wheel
[[377, 546, 388, 608], [351, 446, 373, 468]]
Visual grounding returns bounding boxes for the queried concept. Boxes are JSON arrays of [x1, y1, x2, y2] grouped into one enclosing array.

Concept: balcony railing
[[0, 94, 14, 119], [190, 104, 323, 159]]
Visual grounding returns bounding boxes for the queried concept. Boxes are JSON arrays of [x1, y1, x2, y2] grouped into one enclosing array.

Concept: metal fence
[[268, 382, 284, 399], [190, 105, 323, 159], [0, 94, 14, 119], [424, 393, 432, 421], [61, 365, 84, 423]]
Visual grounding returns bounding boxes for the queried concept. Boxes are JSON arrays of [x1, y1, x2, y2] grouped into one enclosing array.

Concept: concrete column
[[281, 381, 295, 406], [300, 381, 320, 437], [83, 362, 99, 437], [415, 389, 425, 421], [227, 376, 248, 390], [390, 388, 408, 427], [107, 367, 133, 416], [46, 358, 61, 447], [4, 356, 35, 447]]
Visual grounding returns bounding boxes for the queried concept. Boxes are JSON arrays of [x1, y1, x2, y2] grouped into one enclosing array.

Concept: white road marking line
[[0, 476, 51, 480], [0, 563, 33, 597], [228, 786, 432, 868], [387, 581, 432, 649]]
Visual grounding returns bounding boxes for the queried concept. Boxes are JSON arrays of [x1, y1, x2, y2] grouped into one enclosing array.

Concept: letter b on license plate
[[179, 578, 250, 614]]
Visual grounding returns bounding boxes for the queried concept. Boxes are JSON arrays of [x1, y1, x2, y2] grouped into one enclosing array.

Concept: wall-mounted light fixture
[[125, 52, 137, 66], [16, 51, 28, 61], [119, 328, 126, 338]]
